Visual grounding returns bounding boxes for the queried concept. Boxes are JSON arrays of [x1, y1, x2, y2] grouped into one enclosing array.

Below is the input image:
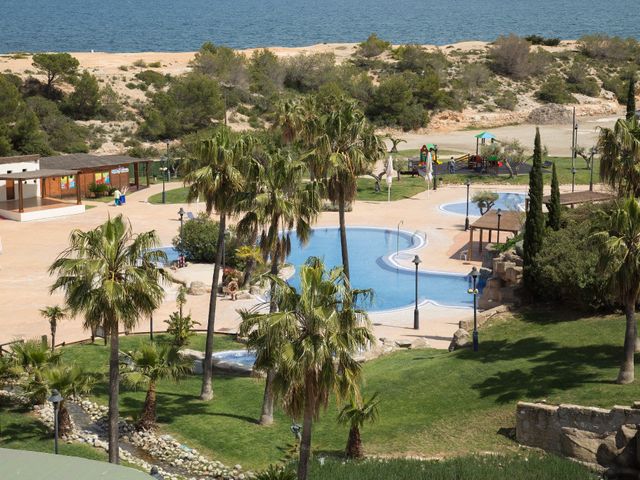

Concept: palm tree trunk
[[259, 369, 275, 425], [108, 324, 120, 463], [617, 298, 637, 384], [241, 258, 255, 288], [338, 187, 350, 280], [259, 245, 280, 425], [50, 321, 56, 352], [345, 425, 363, 459], [201, 213, 226, 401], [297, 377, 315, 480], [58, 401, 72, 437], [137, 381, 157, 430]]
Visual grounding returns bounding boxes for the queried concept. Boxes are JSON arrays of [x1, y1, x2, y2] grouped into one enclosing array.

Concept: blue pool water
[[441, 192, 525, 217], [286, 227, 473, 311], [213, 350, 256, 367], [153, 246, 181, 266]]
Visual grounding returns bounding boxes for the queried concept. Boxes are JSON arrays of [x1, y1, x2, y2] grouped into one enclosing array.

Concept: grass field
[[305, 455, 596, 480], [34, 307, 638, 471]]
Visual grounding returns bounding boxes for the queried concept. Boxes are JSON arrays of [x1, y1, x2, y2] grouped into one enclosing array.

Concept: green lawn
[[147, 185, 188, 205], [0, 395, 107, 461], [356, 176, 428, 201], [47, 308, 640, 471], [436, 156, 599, 186], [306, 454, 595, 480]]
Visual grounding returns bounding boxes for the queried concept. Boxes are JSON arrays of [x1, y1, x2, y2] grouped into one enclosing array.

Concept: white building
[[0, 155, 41, 202]]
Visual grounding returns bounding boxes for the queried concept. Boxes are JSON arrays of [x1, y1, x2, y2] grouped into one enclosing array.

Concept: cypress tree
[[626, 74, 636, 121], [523, 128, 545, 290], [547, 161, 561, 230]]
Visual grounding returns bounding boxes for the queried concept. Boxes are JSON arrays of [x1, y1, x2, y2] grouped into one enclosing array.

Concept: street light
[[178, 207, 185, 243], [48, 389, 63, 454], [496, 208, 502, 244], [571, 167, 577, 194], [412, 255, 421, 330], [433, 146, 438, 191], [589, 147, 596, 192], [468, 267, 479, 352], [161, 141, 170, 204], [464, 179, 471, 231]]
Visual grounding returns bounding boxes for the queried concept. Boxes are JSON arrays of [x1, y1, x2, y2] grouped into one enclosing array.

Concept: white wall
[[0, 162, 40, 202]]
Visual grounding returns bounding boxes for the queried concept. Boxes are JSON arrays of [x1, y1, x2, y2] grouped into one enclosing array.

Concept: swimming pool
[[286, 227, 474, 311], [213, 350, 256, 368], [152, 246, 181, 266], [440, 192, 525, 217]]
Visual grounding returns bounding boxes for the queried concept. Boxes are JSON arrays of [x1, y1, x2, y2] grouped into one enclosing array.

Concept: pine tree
[[523, 128, 545, 290], [627, 74, 636, 121], [547, 161, 561, 230]]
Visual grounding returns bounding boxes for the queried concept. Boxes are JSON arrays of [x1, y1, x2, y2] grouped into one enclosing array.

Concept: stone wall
[[516, 401, 640, 472]]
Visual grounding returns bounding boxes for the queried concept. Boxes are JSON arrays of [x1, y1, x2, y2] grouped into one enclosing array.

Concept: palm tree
[[337, 392, 380, 459], [40, 305, 67, 352], [11, 339, 61, 374], [49, 215, 168, 463], [598, 116, 640, 197], [305, 100, 385, 279], [592, 197, 640, 384], [121, 342, 191, 430], [237, 150, 321, 425], [24, 365, 95, 435], [181, 127, 254, 401], [240, 257, 375, 480]]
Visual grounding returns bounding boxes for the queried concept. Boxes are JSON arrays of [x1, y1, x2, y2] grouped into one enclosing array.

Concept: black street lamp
[[178, 207, 185, 243], [589, 147, 596, 192], [48, 389, 63, 454], [412, 255, 421, 330], [432, 146, 438, 191], [468, 267, 479, 352], [496, 208, 502, 244], [161, 141, 169, 204], [464, 179, 471, 231]]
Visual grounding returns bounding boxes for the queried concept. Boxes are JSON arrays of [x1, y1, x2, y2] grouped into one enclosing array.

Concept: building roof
[[0, 169, 79, 180], [1, 448, 151, 480], [470, 210, 522, 233], [541, 190, 615, 206], [0, 154, 40, 166], [40, 154, 149, 171]]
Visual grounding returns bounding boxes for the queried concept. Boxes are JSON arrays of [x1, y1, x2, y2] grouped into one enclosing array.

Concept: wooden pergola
[[468, 210, 522, 261], [0, 169, 80, 212], [540, 190, 615, 208]]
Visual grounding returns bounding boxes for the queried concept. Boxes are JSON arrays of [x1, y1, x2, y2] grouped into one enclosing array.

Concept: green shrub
[[495, 91, 518, 110], [147, 61, 162, 68], [536, 76, 576, 104], [132, 59, 147, 68], [565, 63, 600, 97], [530, 204, 611, 309], [88, 182, 110, 197], [164, 312, 197, 348], [63, 70, 102, 119], [357, 33, 391, 58], [134, 70, 169, 89], [525, 35, 561, 46], [578, 34, 638, 62], [191, 42, 248, 87], [490, 34, 546, 79], [283, 52, 337, 92]]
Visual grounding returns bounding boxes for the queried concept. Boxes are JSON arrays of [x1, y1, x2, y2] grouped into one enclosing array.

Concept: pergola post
[[469, 227, 474, 261], [18, 180, 24, 213], [41, 178, 46, 199], [146, 161, 151, 187], [76, 173, 82, 205], [134, 163, 140, 190], [479, 229, 483, 253]]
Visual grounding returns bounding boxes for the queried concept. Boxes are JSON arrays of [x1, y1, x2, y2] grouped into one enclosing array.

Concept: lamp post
[[161, 141, 169, 204], [433, 146, 438, 191], [589, 147, 596, 192], [496, 208, 502, 244], [571, 109, 577, 193], [464, 179, 471, 231], [468, 267, 479, 351], [48, 389, 63, 454], [412, 255, 421, 330], [178, 207, 185, 244]]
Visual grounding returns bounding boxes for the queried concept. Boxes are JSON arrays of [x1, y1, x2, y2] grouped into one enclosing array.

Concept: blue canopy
[[474, 132, 496, 140]]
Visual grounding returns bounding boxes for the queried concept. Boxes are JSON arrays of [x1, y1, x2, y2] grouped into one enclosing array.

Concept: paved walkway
[[0, 180, 561, 350]]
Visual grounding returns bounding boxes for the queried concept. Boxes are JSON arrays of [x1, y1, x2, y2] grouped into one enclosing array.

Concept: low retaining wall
[[458, 304, 510, 331]]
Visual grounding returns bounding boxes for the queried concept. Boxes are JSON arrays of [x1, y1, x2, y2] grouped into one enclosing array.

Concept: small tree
[[39, 305, 67, 352], [337, 393, 380, 459], [357, 34, 391, 58], [472, 191, 499, 215], [164, 312, 197, 348], [523, 128, 545, 290], [32, 53, 79, 97], [121, 343, 191, 430], [627, 74, 637, 121], [547, 162, 562, 230], [64, 71, 101, 120]]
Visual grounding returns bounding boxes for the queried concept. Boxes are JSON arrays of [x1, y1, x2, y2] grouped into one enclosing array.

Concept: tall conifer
[[523, 128, 545, 290]]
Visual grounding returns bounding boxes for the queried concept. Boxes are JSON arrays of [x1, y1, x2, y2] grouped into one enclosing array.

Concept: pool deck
[[0, 180, 577, 350]]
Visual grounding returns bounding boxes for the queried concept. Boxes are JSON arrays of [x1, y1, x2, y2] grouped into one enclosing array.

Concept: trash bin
[[120, 195, 126, 204]]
